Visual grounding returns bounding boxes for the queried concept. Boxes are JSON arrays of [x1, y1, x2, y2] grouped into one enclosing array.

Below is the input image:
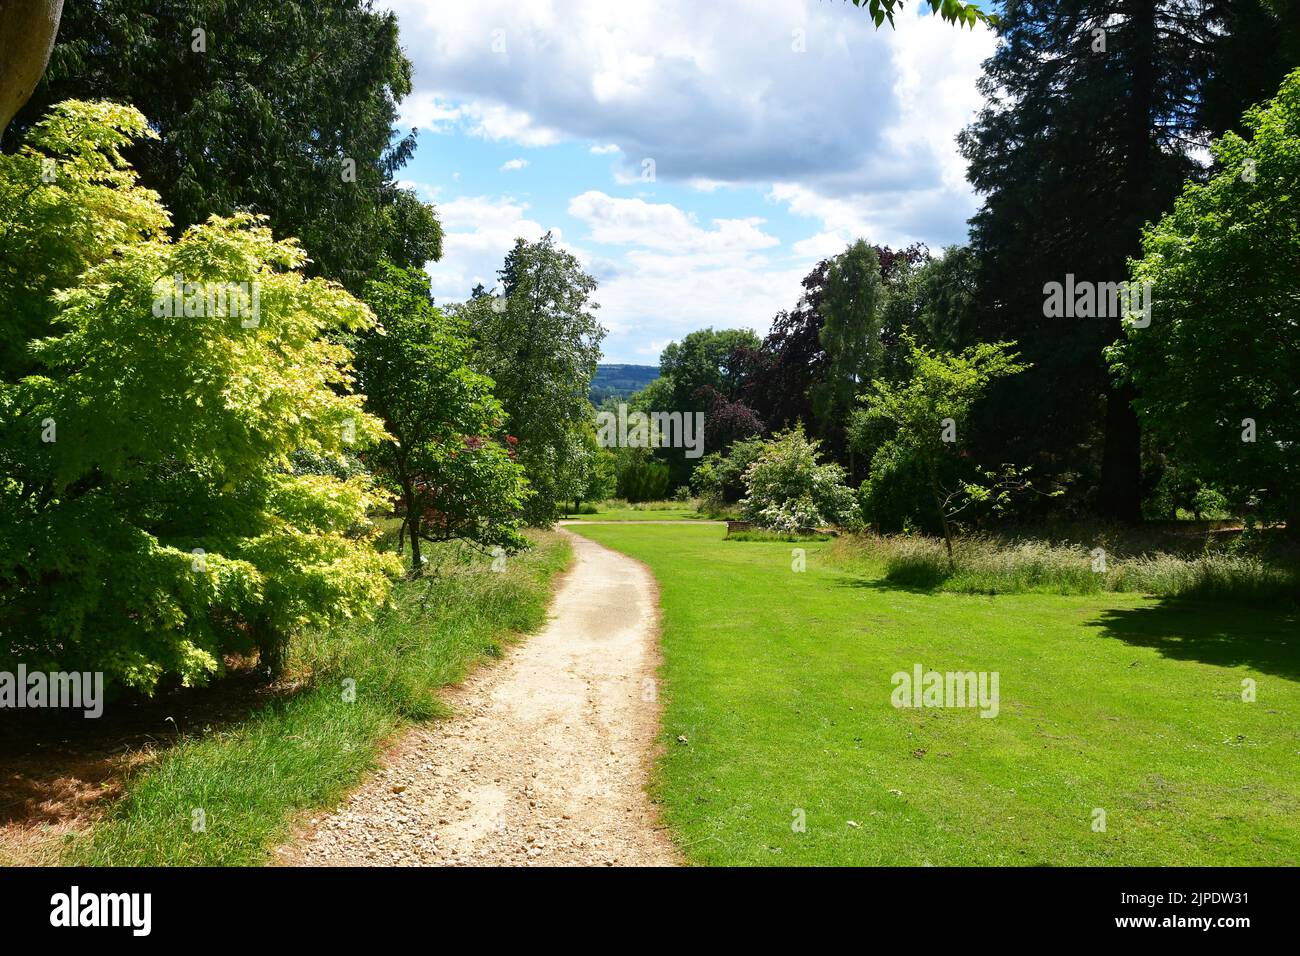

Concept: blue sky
[[385, 0, 998, 363]]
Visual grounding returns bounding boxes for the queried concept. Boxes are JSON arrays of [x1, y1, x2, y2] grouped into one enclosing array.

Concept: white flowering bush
[[739, 425, 861, 531]]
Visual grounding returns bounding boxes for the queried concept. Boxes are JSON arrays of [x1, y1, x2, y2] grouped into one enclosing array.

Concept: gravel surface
[[278, 529, 680, 867]]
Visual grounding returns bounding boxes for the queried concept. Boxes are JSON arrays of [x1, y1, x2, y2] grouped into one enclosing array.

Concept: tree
[[0, 99, 169, 380], [959, 0, 1300, 522], [737, 260, 833, 435], [693, 385, 765, 452], [690, 437, 765, 511], [853, 335, 1031, 564], [815, 240, 885, 471], [615, 448, 670, 503], [352, 263, 529, 574], [0, 101, 400, 691], [8, 0, 440, 290], [1108, 69, 1300, 529], [659, 328, 760, 408], [910, 246, 979, 353], [463, 233, 605, 524]]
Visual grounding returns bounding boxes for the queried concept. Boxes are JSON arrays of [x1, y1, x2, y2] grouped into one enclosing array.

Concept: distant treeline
[[590, 364, 660, 404]]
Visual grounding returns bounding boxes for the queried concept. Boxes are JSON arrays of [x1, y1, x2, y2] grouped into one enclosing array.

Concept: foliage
[[11, 0, 441, 291], [689, 437, 765, 510], [693, 385, 764, 452], [1109, 69, 1300, 527], [660, 328, 760, 409], [462, 232, 605, 524], [615, 448, 671, 503], [352, 262, 529, 573], [853, 334, 1036, 561], [908, 245, 978, 354], [815, 240, 885, 463], [737, 260, 831, 434], [0, 99, 169, 379], [849, 0, 997, 29], [738, 425, 861, 532], [827, 531, 1298, 603], [0, 100, 400, 692], [957, 1, 1269, 520]]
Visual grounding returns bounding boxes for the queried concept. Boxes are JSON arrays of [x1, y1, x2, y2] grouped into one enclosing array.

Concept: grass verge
[[64, 530, 570, 866], [569, 521, 1300, 865], [826, 531, 1299, 603]]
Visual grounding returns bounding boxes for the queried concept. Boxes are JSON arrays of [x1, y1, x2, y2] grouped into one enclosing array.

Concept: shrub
[[616, 451, 670, 502], [690, 437, 764, 511], [739, 425, 861, 532]]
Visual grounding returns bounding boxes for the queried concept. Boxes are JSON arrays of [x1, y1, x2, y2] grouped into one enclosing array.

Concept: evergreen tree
[[959, 0, 1300, 521]]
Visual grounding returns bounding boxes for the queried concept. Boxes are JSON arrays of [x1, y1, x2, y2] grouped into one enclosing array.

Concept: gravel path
[[279, 528, 680, 867]]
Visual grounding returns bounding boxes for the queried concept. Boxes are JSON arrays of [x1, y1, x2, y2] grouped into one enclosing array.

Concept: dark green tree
[[1108, 69, 1300, 529], [8, 0, 441, 290], [815, 240, 885, 473], [958, 1, 1259, 521], [659, 328, 760, 409]]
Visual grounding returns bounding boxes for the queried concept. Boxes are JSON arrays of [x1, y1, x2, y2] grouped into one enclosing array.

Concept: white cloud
[[397, 92, 562, 146], [563, 191, 799, 354], [425, 195, 553, 302], [386, 1, 992, 196], [568, 191, 778, 256], [499, 158, 529, 171], [384, 0, 998, 357]]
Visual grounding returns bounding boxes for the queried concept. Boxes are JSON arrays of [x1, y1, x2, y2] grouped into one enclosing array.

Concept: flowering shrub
[[739, 425, 861, 531]]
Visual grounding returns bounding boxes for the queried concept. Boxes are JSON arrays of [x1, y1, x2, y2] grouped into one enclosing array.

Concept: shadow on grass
[[1084, 600, 1300, 682], [831, 573, 945, 596]]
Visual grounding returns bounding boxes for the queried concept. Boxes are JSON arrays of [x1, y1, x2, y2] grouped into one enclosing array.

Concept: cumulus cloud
[[499, 158, 529, 171], [568, 191, 778, 256], [385, 1, 992, 197], [425, 195, 552, 302], [384, 0, 997, 357]]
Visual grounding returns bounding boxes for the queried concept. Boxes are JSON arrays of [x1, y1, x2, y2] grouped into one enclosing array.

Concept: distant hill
[[590, 364, 660, 404]]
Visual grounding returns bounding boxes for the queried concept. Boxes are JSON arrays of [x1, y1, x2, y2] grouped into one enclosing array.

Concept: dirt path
[[279, 528, 679, 867]]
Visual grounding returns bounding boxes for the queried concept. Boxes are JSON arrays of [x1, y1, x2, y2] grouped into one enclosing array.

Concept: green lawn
[[569, 522, 1300, 866], [562, 507, 714, 522]]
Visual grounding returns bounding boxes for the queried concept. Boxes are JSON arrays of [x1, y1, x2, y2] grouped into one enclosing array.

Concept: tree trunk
[[928, 464, 955, 570], [1099, 380, 1143, 523], [1098, 0, 1157, 525], [0, 0, 64, 138], [403, 485, 423, 574]]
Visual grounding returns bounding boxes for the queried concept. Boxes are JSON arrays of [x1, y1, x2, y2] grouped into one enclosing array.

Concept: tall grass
[[67, 531, 570, 866], [597, 497, 700, 512], [826, 531, 1299, 603]]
